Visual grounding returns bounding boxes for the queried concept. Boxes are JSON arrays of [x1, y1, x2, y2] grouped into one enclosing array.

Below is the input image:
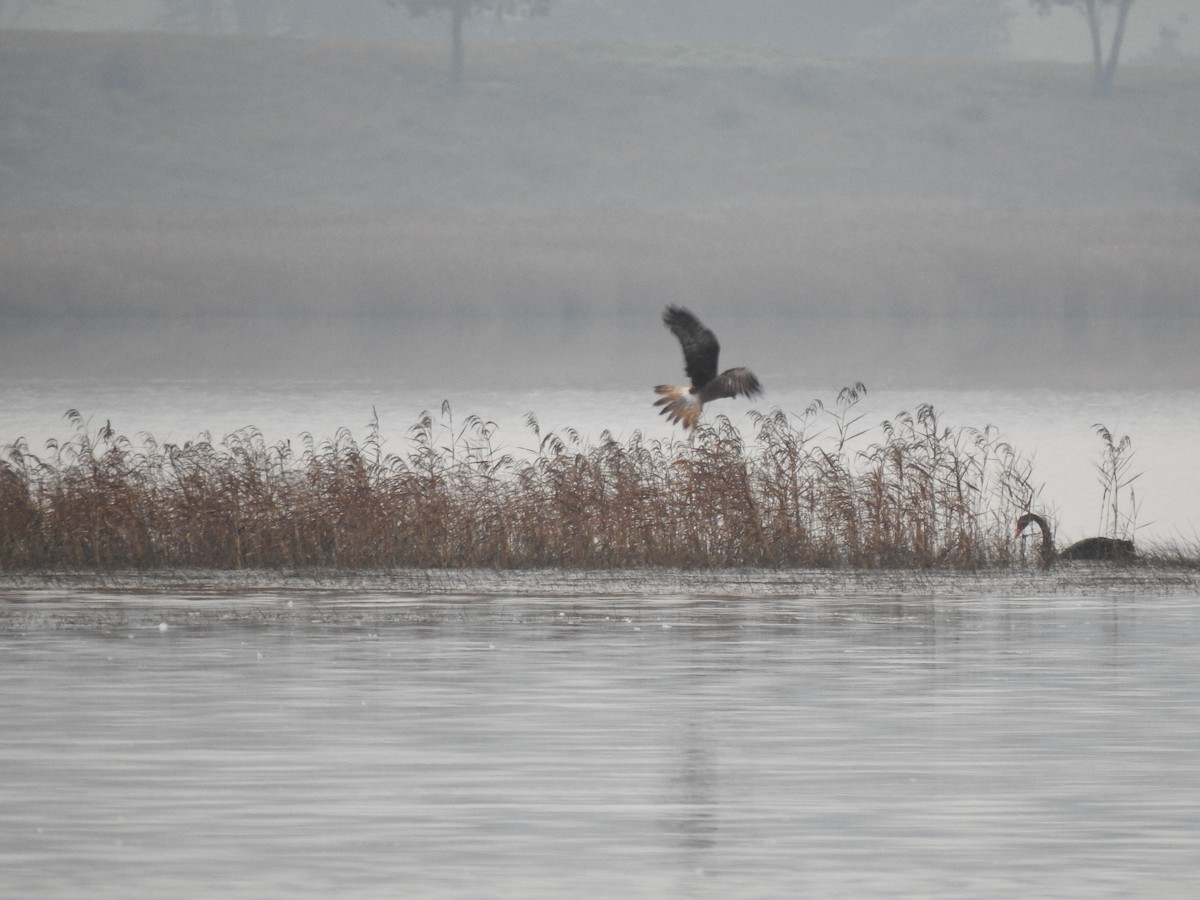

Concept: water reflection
[[2, 587, 1199, 898]]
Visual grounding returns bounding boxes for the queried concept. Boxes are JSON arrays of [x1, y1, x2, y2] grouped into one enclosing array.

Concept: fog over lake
[[1, 12, 1196, 539], [3, 13, 1200, 896], [1, 8, 1198, 543]]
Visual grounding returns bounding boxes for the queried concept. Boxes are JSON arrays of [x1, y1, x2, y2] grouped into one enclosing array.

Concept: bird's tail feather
[[653, 385, 702, 431]]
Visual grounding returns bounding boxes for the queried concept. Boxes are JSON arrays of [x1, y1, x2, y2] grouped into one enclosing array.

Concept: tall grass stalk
[[1092, 423, 1141, 541], [1, 392, 1044, 571]]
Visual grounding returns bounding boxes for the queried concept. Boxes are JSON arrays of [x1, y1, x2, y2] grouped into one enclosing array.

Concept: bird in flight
[[653, 305, 763, 430]]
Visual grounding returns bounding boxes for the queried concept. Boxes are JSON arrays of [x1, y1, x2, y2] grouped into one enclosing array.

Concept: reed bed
[[1, 390, 1047, 571]]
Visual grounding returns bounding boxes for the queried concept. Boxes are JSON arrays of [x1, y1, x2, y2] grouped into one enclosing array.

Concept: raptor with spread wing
[[653, 305, 763, 430]]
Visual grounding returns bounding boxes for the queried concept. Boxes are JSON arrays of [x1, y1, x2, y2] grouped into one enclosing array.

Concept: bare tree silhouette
[[388, 0, 550, 84], [1032, 0, 1136, 96]]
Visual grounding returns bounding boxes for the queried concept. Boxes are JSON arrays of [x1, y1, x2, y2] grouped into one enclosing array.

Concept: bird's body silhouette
[[1015, 513, 1136, 570], [653, 306, 762, 430]]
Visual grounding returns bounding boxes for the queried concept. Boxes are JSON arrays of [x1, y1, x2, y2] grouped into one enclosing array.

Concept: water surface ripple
[[3, 580, 1198, 898]]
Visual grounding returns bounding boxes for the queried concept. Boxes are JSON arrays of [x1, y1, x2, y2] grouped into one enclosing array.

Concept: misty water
[[3, 576, 1200, 898], [3, 379, 1200, 896], [5, 14, 1199, 894], [3, 348, 1199, 899]]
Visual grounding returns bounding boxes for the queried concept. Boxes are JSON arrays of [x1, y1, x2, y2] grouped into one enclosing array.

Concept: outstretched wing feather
[[703, 367, 762, 402], [663, 305, 719, 390]]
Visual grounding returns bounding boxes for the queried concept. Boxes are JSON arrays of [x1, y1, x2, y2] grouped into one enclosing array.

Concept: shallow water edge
[[3, 567, 1198, 632]]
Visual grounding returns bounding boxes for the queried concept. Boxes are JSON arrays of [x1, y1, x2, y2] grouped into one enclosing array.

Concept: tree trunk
[[1086, 0, 1136, 97], [1100, 0, 1135, 95]]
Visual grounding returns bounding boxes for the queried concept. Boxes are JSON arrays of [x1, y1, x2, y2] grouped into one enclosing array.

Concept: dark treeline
[[0, 391, 1050, 571], [14, 1, 1017, 59]]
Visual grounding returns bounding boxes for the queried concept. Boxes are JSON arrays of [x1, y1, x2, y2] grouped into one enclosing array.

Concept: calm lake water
[[2, 376, 1198, 545], [3, 573, 1200, 898], [4, 370, 1199, 895]]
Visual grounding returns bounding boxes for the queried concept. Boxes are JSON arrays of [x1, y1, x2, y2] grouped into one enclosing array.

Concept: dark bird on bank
[[653, 305, 763, 431], [1015, 512, 1137, 570]]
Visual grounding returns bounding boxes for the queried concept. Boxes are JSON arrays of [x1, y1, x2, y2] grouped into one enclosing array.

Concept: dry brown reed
[[1, 392, 1046, 571]]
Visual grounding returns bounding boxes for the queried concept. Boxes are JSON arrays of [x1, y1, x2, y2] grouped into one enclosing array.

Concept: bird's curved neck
[[1025, 513, 1055, 564]]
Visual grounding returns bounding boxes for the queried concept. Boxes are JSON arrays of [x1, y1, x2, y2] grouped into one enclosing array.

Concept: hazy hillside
[[2, 30, 1198, 385]]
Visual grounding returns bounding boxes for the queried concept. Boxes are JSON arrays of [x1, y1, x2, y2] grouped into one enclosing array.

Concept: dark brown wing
[[663, 305, 719, 390], [701, 367, 762, 402]]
